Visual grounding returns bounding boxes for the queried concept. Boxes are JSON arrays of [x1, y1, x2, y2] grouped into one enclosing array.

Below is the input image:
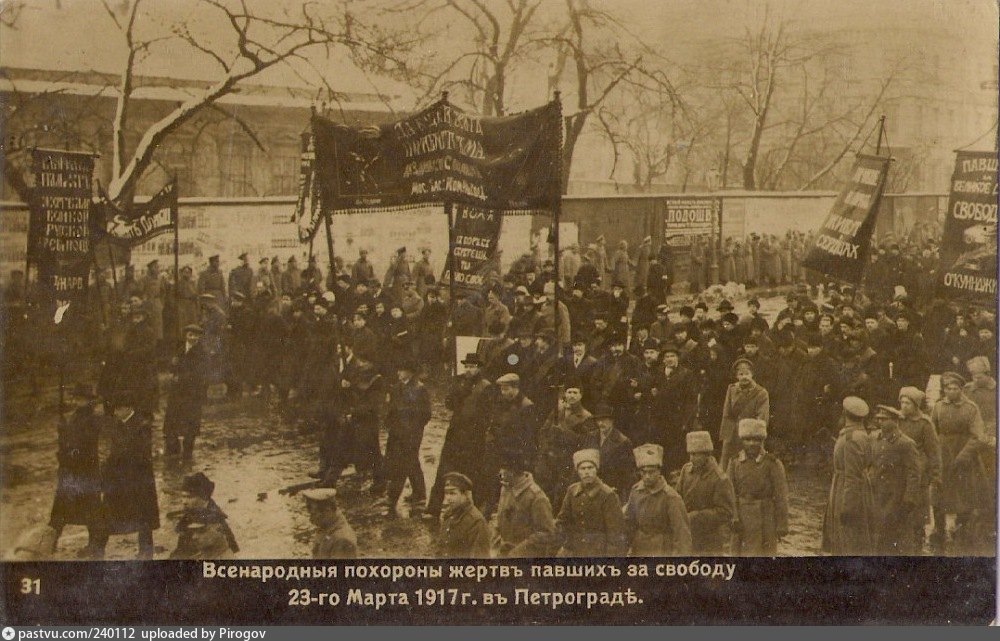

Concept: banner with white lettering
[[441, 204, 505, 293], [660, 197, 721, 248], [102, 180, 178, 246], [29, 148, 95, 314], [801, 153, 890, 283], [937, 150, 998, 303], [311, 97, 562, 213]]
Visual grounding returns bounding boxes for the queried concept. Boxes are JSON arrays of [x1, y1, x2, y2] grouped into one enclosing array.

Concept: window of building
[[268, 144, 300, 195]]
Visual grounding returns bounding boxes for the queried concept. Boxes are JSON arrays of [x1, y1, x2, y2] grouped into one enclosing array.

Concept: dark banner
[[801, 153, 890, 283], [294, 132, 324, 242], [441, 204, 505, 292], [1, 557, 994, 625], [937, 150, 998, 304], [101, 180, 178, 246], [661, 196, 721, 249], [311, 98, 561, 213], [29, 148, 95, 312]]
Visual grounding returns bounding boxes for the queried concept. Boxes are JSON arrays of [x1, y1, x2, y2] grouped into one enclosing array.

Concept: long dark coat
[[676, 458, 737, 554], [49, 405, 104, 528], [163, 341, 208, 439], [102, 413, 160, 534], [556, 479, 627, 556]]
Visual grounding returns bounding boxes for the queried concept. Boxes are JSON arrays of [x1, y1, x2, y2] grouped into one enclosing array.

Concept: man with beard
[[383, 361, 432, 517], [647, 343, 698, 474], [648, 305, 673, 343], [581, 405, 635, 503], [535, 385, 590, 510], [728, 418, 789, 556], [436, 472, 491, 558], [493, 451, 556, 557], [555, 448, 627, 557], [163, 325, 208, 461], [623, 443, 692, 556], [427, 354, 493, 520], [482, 374, 538, 516], [871, 405, 922, 555], [562, 338, 599, 410], [675, 431, 736, 554]]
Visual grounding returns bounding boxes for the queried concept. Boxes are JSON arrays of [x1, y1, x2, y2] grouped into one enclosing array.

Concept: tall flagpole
[[172, 178, 181, 345]]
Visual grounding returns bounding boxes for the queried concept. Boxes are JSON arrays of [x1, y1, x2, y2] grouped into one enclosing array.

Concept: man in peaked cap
[[163, 321, 209, 461], [675, 431, 736, 554], [555, 448, 627, 557], [623, 443, 692, 556], [383, 358, 432, 517], [728, 419, 789, 556], [871, 405, 922, 555], [436, 472, 490, 558], [302, 488, 357, 559], [823, 397, 876, 555], [482, 371, 538, 517], [170, 472, 239, 559]]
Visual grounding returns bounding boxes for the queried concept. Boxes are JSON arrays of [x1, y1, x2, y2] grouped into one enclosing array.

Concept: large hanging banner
[[440, 204, 505, 292], [310, 98, 561, 213], [801, 153, 890, 283], [29, 149, 95, 312], [937, 150, 998, 303], [100, 180, 178, 246]]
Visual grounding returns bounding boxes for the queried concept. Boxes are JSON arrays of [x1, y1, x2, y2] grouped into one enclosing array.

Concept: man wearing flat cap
[[302, 488, 357, 559], [384, 360, 432, 517], [930, 371, 988, 553], [727, 419, 789, 556], [494, 449, 556, 557], [555, 448, 627, 556], [437, 472, 491, 558], [822, 396, 876, 555], [170, 472, 239, 559], [482, 372, 538, 516], [623, 443, 692, 556], [871, 405, 922, 555], [163, 324, 208, 461], [675, 431, 736, 554]]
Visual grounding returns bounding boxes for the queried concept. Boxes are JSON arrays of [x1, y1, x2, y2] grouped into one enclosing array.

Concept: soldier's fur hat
[[686, 431, 714, 453], [737, 418, 767, 439]]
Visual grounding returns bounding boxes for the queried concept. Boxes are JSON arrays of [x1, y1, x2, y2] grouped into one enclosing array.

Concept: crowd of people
[[4, 215, 997, 559]]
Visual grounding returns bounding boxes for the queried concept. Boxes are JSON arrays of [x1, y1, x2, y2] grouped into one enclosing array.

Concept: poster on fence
[[660, 197, 721, 248], [937, 150, 997, 304], [801, 153, 890, 283]]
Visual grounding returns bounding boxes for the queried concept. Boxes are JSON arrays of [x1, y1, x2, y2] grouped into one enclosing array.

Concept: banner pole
[[875, 114, 886, 155], [173, 178, 181, 344], [324, 208, 336, 285], [445, 201, 456, 375]]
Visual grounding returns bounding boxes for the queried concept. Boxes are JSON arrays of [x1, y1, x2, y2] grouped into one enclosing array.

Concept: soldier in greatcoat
[[302, 488, 357, 559], [896, 386, 942, 552], [170, 473, 239, 559], [555, 449, 627, 556], [675, 431, 736, 555], [535, 385, 589, 511], [493, 451, 557, 557], [822, 397, 876, 555], [719, 358, 770, 470], [727, 419, 789, 556], [871, 405, 922, 555], [623, 443, 693, 556], [163, 324, 208, 460], [437, 472, 491, 558]]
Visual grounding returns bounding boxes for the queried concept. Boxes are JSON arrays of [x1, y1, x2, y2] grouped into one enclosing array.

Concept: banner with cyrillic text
[[102, 180, 178, 246], [937, 150, 997, 304], [311, 98, 561, 213], [441, 204, 505, 293], [29, 148, 95, 313], [801, 153, 890, 283]]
